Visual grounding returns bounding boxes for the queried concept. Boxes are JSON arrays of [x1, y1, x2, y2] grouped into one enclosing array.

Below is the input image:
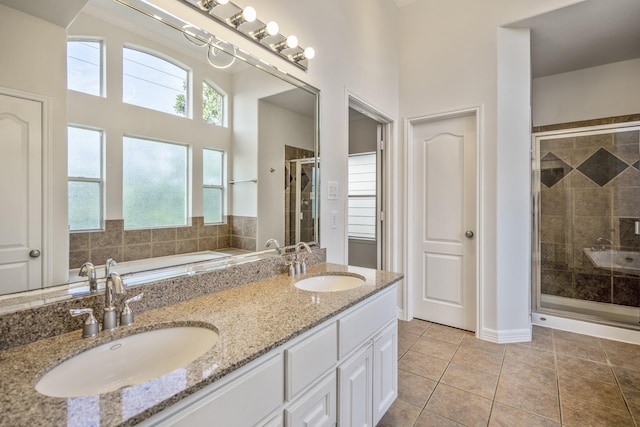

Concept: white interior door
[[411, 113, 477, 331], [0, 93, 42, 294]]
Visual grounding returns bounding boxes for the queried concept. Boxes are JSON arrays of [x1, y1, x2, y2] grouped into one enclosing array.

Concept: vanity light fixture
[[197, 0, 229, 12], [228, 6, 257, 27], [181, 0, 315, 71]]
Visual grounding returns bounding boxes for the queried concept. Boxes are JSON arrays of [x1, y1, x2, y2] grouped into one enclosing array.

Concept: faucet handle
[[120, 293, 144, 327], [70, 308, 99, 338]]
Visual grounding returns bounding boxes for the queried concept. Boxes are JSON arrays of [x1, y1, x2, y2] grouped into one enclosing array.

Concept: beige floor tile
[[558, 372, 627, 411], [411, 336, 459, 361], [377, 398, 422, 427], [556, 353, 615, 384], [459, 334, 506, 357], [398, 369, 437, 408], [516, 332, 554, 352], [500, 357, 557, 393], [425, 383, 493, 427], [553, 329, 601, 346], [614, 366, 640, 390], [398, 350, 449, 381], [440, 361, 499, 399], [600, 338, 640, 356], [413, 409, 464, 427], [423, 324, 468, 345], [561, 396, 634, 427], [398, 319, 431, 336], [606, 348, 640, 373], [451, 345, 504, 375], [398, 331, 421, 358], [505, 343, 556, 371], [494, 377, 560, 421], [554, 337, 608, 363], [622, 388, 640, 421], [488, 402, 560, 427]]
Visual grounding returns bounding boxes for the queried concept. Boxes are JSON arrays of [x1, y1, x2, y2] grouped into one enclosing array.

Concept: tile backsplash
[[69, 216, 257, 269]]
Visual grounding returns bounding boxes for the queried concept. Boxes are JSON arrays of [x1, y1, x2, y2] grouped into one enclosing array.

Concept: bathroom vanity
[[0, 262, 402, 426]]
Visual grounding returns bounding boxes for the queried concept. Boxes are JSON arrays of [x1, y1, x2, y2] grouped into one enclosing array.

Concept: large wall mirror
[[0, 0, 319, 298]]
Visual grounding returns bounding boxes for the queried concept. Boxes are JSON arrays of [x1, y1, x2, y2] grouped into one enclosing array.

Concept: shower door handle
[[465, 230, 474, 239]]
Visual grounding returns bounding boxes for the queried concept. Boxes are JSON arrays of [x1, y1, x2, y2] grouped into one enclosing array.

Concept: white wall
[[258, 101, 314, 246], [533, 58, 640, 126], [0, 5, 69, 285], [398, 0, 583, 340]]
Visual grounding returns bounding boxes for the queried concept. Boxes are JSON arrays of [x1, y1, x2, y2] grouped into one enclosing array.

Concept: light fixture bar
[[180, 0, 314, 71]]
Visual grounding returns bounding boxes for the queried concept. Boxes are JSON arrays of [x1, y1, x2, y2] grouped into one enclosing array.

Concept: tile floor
[[378, 319, 640, 427]]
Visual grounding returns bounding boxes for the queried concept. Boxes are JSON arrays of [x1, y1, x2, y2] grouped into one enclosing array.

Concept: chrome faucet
[[105, 258, 118, 277], [79, 262, 98, 293], [265, 238, 281, 254], [592, 237, 613, 252], [103, 272, 125, 331], [294, 242, 312, 275]]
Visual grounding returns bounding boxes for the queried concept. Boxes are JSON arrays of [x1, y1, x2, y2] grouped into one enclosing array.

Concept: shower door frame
[[532, 120, 640, 329]]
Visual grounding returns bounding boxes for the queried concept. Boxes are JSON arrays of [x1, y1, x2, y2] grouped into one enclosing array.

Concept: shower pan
[[532, 122, 640, 328]]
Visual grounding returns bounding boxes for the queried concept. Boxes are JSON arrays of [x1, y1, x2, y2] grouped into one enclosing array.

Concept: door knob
[[465, 231, 474, 239], [29, 249, 41, 258]]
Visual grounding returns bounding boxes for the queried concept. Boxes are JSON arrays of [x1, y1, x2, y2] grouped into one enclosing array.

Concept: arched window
[[122, 46, 190, 117]]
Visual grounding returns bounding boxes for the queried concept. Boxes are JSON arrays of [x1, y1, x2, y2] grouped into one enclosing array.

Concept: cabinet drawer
[[285, 371, 337, 427], [286, 322, 337, 400], [338, 287, 396, 359]]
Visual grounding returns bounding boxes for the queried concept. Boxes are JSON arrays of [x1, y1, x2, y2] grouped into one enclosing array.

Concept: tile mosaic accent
[[576, 148, 628, 187], [541, 153, 573, 188], [634, 160, 640, 171]]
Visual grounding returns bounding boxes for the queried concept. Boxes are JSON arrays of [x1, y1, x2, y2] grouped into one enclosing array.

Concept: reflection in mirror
[[0, 0, 319, 298]]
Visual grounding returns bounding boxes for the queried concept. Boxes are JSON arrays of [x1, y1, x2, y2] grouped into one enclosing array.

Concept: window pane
[[348, 196, 376, 239], [203, 82, 223, 126], [348, 152, 376, 239], [348, 153, 376, 196], [67, 40, 102, 96], [69, 181, 101, 230], [203, 149, 223, 186], [123, 137, 187, 228], [123, 48, 188, 117], [68, 127, 101, 178], [203, 188, 223, 224]]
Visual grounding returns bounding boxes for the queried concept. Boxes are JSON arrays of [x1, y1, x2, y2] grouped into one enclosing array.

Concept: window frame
[[122, 135, 191, 230], [122, 44, 192, 118], [202, 80, 227, 127], [67, 37, 105, 97], [203, 148, 225, 224], [347, 152, 377, 241], [67, 124, 104, 232]]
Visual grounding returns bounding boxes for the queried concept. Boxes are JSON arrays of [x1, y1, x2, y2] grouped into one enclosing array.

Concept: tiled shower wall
[[540, 129, 640, 306], [69, 215, 256, 269]]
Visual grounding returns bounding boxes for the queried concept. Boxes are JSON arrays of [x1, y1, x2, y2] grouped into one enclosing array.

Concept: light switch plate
[[327, 181, 338, 200], [330, 211, 338, 229]]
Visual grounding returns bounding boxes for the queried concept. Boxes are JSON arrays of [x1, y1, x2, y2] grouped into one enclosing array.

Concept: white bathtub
[[583, 248, 640, 276]]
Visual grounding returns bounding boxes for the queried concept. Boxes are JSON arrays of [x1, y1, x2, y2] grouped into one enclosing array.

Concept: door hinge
[[380, 211, 384, 222], [379, 139, 384, 151]]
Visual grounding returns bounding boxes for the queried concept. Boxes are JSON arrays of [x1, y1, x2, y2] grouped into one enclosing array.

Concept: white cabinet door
[[372, 321, 397, 425], [285, 372, 336, 427], [338, 343, 373, 427]]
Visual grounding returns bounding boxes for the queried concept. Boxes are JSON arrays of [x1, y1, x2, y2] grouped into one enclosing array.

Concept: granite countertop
[[0, 263, 402, 427]]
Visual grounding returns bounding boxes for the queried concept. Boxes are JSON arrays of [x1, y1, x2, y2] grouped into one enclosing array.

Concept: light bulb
[[242, 6, 257, 23], [218, 0, 229, 3], [286, 35, 298, 49], [304, 47, 315, 60], [266, 21, 279, 36]]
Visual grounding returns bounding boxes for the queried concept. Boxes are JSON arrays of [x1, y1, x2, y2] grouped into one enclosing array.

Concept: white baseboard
[[532, 312, 640, 345], [396, 308, 408, 321], [480, 326, 532, 344]]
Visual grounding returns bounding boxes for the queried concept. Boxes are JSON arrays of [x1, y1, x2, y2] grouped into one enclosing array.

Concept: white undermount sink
[[36, 326, 219, 398], [294, 274, 365, 292]]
